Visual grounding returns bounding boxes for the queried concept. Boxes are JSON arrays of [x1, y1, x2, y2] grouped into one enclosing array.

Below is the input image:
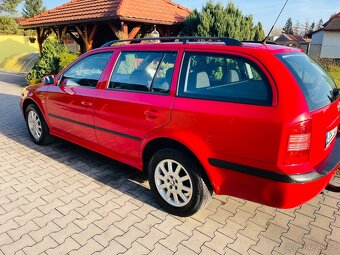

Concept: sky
[[38, 0, 340, 33]]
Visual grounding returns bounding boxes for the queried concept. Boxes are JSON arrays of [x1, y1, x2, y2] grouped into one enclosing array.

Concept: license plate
[[326, 127, 338, 148]]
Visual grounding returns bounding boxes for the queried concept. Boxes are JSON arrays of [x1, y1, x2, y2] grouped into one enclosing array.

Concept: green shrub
[[59, 52, 79, 70], [27, 38, 68, 82]]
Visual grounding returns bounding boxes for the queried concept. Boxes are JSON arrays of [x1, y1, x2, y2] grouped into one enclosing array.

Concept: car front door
[[94, 51, 178, 166], [46, 51, 113, 144]]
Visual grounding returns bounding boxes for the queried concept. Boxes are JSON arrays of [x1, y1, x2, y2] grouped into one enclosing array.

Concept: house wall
[[311, 30, 324, 45], [320, 31, 340, 59], [309, 30, 324, 58], [0, 35, 39, 64]]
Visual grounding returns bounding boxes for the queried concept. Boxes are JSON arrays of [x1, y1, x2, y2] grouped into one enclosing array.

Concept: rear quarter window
[[277, 53, 336, 111], [178, 52, 273, 106]]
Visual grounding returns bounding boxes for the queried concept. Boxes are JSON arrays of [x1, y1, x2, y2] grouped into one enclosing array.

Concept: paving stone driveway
[[0, 74, 339, 255]]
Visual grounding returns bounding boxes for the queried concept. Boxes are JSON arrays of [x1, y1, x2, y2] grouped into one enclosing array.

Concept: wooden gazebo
[[20, 0, 191, 53]]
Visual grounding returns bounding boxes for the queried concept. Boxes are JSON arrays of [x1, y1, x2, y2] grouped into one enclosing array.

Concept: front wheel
[[148, 149, 212, 217], [25, 104, 53, 145]]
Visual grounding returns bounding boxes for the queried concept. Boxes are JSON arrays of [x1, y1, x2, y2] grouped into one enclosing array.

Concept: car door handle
[[144, 110, 162, 119], [81, 101, 93, 107]]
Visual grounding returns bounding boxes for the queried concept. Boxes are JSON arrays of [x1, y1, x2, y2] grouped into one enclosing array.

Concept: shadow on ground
[[0, 92, 164, 213], [0, 70, 28, 87]]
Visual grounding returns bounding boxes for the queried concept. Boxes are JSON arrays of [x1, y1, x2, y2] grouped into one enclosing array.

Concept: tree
[[282, 17, 293, 35], [0, 0, 22, 34], [293, 20, 302, 36], [254, 22, 265, 41], [181, 1, 264, 41], [317, 19, 324, 29], [309, 22, 315, 34], [22, 0, 46, 18], [0, 0, 22, 15], [0, 15, 20, 33]]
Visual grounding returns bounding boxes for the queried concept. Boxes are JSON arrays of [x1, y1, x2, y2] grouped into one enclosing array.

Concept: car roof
[[94, 41, 303, 55]]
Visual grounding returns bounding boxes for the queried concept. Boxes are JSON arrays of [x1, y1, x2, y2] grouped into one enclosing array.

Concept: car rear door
[[94, 51, 178, 166], [171, 50, 280, 168], [46, 51, 113, 143]]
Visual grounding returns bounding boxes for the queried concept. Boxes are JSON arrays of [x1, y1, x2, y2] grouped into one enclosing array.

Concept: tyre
[[25, 104, 53, 145], [148, 148, 212, 216]]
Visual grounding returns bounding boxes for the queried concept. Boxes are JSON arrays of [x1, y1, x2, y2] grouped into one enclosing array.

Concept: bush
[[27, 38, 68, 82], [59, 52, 79, 70]]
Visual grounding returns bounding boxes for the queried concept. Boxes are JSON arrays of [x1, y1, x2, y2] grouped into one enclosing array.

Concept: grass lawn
[[329, 66, 340, 88]]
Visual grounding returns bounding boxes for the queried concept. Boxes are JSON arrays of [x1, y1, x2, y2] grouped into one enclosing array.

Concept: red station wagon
[[21, 37, 340, 216]]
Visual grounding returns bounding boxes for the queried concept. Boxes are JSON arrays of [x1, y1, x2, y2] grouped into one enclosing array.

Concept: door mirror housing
[[42, 75, 57, 86]]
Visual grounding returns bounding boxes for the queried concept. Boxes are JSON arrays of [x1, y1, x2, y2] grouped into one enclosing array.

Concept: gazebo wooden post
[[75, 24, 98, 52], [107, 22, 141, 42], [121, 22, 129, 38], [36, 27, 51, 54], [128, 25, 142, 39]]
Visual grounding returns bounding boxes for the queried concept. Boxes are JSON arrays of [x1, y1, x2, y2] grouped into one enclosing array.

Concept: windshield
[[277, 53, 336, 111]]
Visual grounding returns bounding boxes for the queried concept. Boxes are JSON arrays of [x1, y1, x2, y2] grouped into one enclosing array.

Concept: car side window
[[60, 52, 112, 88], [178, 52, 273, 106], [109, 51, 177, 94]]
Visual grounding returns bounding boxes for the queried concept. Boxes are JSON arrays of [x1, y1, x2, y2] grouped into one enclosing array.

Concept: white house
[[310, 12, 340, 59]]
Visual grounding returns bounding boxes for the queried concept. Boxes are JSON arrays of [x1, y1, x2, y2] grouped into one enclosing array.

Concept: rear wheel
[[25, 104, 53, 145], [148, 148, 212, 216]]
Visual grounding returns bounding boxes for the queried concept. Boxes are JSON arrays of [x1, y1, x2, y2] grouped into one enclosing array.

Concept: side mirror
[[42, 75, 57, 86]]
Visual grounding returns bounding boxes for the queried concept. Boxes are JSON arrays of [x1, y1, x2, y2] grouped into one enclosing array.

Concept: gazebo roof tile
[[20, 0, 191, 27]]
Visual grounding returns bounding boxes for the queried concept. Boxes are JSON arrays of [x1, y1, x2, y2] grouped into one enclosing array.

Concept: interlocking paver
[[298, 238, 325, 255], [1, 78, 340, 255], [0, 234, 35, 255], [218, 219, 245, 240], [137, 227, 167, 250], [155, 215, 183, 235], [251, 235, 279, 254], [227, 233, 257, 255], [270, 211, 294, 230], [115, 226, 145, 249], [283, 224, 308, 243], [182, 229, 211, 253], [68, 238, 103, 255], [23, 236, 58, 255], [196, 218, 223, 238], [240, 221, 266, 242], [289, 212, 314, 231], [174, 244, 196, 255], [0, 233, 13, 246], [306, 227, 330, 246], [205, 231, 233, 254], [327, 224, 340, 242], [29, 221, 61, 243], [7, 220, 40, 241], [94, 240, 127, 255], [149, 243, 173, 255], [93, 224, 124, 247], [135, 214, 162, 233], [33, 209, 63, 228], [200, 245, 221, 255], [159, 229, 189, 252], [323, 239, 340, 255]]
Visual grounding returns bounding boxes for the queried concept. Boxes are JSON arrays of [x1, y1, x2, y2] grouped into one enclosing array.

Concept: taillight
[[284, 120, 312, 165]]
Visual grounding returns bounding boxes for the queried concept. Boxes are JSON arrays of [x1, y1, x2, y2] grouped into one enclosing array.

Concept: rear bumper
[[208, 135, 340, 208]]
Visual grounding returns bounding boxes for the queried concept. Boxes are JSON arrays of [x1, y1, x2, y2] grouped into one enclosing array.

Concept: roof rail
[[101, 37, 243, 48]]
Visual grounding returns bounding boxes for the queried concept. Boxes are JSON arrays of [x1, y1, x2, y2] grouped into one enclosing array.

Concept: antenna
[[262, 0, 289, 44]]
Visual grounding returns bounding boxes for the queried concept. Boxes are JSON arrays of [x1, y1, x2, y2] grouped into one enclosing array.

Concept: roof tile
[[20, 0, 191, 27]]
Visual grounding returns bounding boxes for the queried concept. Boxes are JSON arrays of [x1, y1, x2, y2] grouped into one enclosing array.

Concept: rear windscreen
[[276, 53, 336, 111]]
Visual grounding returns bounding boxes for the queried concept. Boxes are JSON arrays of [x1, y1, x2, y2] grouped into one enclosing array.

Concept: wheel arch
[[142, 137, 214, 193], [23, 98, 47, 123]]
